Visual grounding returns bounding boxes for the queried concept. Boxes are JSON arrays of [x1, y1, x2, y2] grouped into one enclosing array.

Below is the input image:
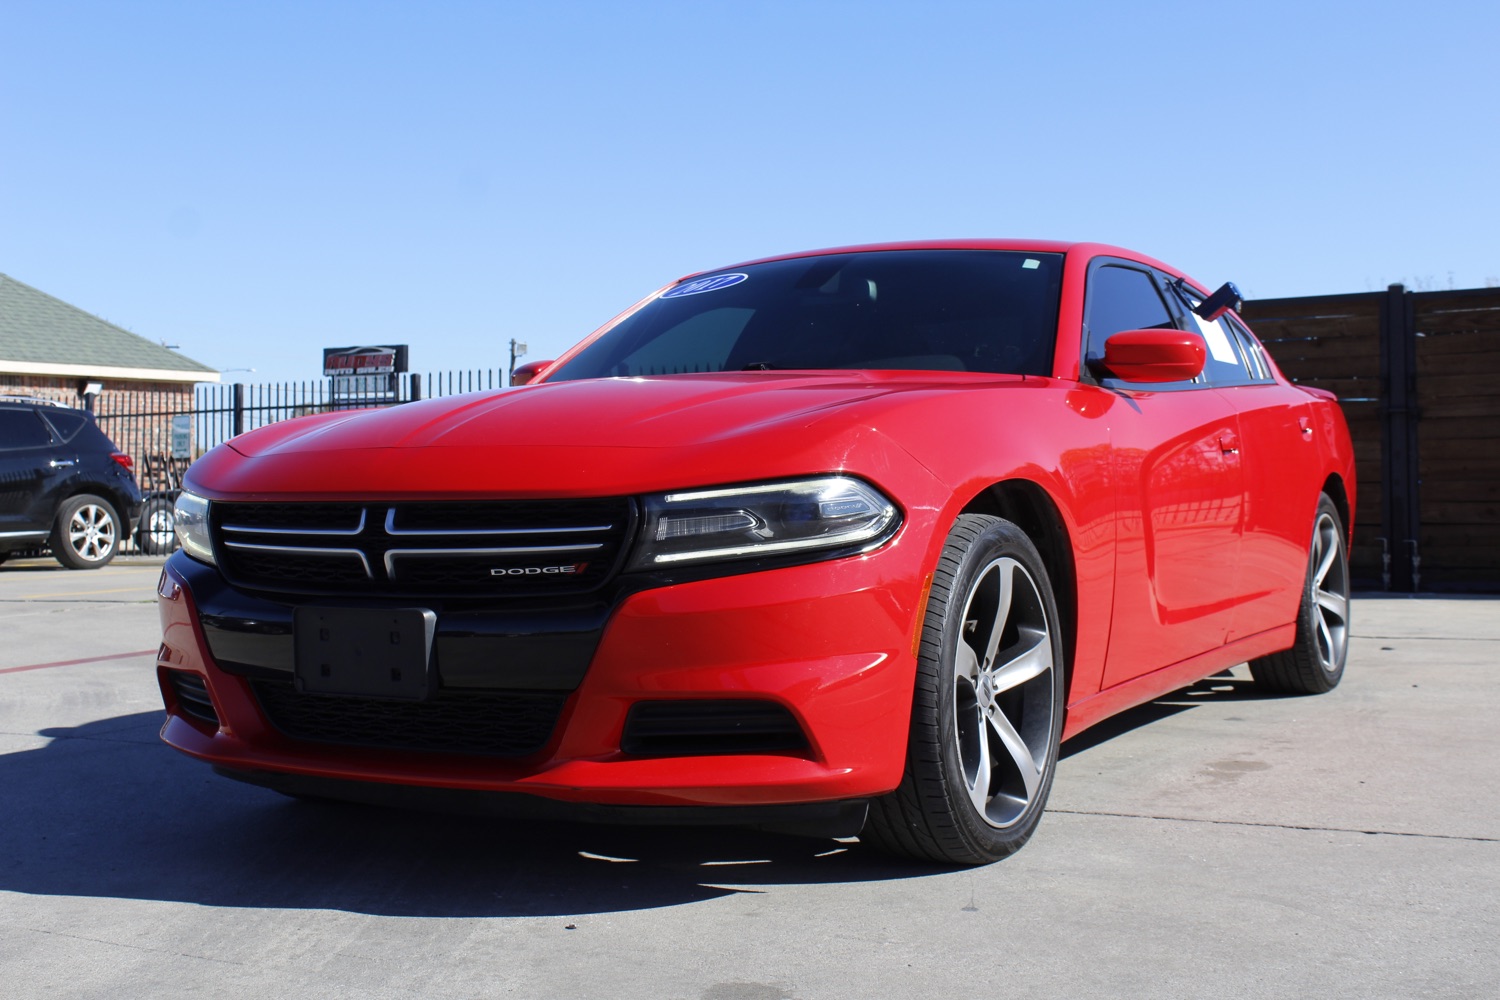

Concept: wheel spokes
[[991, 627, 1052, 694], [985, 702, 1041, 803], [67, 505, 114, 560], [951, 556, 1056, 829], [1310, 513, 1349, 671]]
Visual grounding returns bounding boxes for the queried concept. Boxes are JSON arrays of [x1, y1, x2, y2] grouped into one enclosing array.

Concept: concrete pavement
[[1, 558, 1495, 999]]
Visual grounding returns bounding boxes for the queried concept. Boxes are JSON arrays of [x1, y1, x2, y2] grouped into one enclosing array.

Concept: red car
[[157, 240, 1354, 864]]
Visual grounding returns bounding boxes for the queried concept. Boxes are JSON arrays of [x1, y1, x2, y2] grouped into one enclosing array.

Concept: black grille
[[253, 680, 567, 757], [212, 498, 634, 597], [168, 670, 220, 726], [621, 700, 808, 756]]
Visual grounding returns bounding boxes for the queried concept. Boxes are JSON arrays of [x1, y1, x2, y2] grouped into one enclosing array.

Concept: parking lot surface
[[2, 556, 1496, 999]]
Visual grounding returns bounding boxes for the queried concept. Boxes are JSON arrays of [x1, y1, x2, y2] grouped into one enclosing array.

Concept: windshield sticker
[[661, 273, 749, 298], [1022, 258, 1041, 269]]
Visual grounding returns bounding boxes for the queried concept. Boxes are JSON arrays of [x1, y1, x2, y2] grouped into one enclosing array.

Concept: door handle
[[48, 459, 76, 469], [1218, 433, 1239, 455]]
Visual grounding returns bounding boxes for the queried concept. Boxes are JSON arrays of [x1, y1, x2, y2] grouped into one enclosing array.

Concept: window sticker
[[661, 273, 749, 298], [1191, 311, 1240, 365], [1022, 259, 1041, 269]]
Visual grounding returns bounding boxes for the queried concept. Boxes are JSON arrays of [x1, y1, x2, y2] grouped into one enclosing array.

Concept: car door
[[1204, 313, 1326, 641], [1081, 262, 1246, 688], [0, 405, 63, 542]]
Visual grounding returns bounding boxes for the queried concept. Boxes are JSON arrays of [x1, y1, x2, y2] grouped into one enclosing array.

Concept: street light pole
[[508, 339, 528, 386]]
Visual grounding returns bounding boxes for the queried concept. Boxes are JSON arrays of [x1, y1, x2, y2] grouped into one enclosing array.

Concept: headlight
[[628, 476, 899, 570], [173, 490, 215, 566]]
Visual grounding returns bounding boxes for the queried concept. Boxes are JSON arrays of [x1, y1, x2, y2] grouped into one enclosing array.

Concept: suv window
[[0, 408, 54, 449], [41, 408, 90, 441]]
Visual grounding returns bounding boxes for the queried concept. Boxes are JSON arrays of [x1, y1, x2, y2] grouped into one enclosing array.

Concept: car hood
[[194, 372, 1021, 499]]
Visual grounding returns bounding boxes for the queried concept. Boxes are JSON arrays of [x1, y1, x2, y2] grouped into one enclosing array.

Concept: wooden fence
[[1242, 285, 1500, 592]]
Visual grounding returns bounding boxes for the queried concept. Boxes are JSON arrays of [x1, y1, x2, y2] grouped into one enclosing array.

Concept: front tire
[[865, 514, 1065, 864], [1250, 493, 1350, 694], [51, 494, 122, 569]]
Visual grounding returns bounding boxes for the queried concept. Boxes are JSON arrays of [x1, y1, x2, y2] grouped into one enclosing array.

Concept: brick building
[[0, 272, 218, 471]]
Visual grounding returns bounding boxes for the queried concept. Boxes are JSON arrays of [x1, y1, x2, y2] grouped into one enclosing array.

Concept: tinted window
[[0, 408, 55, 449], [550, 250, 1065, 380], [41, 408, 89, 441], [1085, 265, 1174, 350]]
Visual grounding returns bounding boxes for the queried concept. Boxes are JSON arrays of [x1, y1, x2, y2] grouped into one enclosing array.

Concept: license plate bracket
[[293, 607, 437, 700]]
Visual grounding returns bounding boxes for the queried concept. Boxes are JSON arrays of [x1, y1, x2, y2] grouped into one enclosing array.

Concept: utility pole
[[508, 338, 528, 386]]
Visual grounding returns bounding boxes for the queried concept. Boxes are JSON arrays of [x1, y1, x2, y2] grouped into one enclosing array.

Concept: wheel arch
[[958, 480, 1078, 697], [1320, 473, 1352, 545]]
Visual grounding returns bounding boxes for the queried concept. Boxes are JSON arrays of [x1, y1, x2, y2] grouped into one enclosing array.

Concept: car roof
[[678, 239, 1189, 284]]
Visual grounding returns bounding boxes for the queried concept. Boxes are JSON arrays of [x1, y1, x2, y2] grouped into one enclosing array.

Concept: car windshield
[[548, 249, 1064, 381]]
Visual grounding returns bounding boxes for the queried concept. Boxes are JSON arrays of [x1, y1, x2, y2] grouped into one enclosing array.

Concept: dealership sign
[[324, 345, 408, 400]]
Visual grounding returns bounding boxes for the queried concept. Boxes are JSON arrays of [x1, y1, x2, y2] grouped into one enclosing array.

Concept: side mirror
[[1098, 330, 1205, 383], [511, 360, 555, 386]]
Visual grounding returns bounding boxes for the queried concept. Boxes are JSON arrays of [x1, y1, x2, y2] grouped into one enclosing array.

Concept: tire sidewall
[[139, 496, 179, 555], [919, 514, 1066, 858], [1303, 495, 1349, 686], [52, 494, 121, 569]]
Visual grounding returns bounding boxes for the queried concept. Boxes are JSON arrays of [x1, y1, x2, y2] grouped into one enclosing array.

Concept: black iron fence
[[91, 369, 506, 554]]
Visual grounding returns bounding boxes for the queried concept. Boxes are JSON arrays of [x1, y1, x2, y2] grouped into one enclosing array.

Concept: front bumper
[[156, 544, 927, 809]]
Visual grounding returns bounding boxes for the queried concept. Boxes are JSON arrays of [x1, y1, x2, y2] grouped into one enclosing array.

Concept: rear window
[[550, 250, 1064, 381]]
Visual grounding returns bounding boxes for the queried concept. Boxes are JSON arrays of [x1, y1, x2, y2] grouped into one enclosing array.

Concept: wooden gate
[[1241, 285, 1500, 592]]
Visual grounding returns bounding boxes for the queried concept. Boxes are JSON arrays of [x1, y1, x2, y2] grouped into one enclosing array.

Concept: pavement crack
[[11, 925, 247, 967], [1048, 808, 1499, 842], [1354, 633, 1498, 642]]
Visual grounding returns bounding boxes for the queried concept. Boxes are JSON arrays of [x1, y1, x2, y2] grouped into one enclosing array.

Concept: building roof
[[0, 272, 219, 384]]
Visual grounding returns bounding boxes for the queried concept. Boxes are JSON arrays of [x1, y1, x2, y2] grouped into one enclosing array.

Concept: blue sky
[[4, 0, 1496, 385]]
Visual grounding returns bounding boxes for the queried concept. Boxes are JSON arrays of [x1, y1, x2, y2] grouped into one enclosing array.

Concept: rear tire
[[864, 514, 1065, 865], [51, 494, 122, 570], [1250, 493, 1350, 694]]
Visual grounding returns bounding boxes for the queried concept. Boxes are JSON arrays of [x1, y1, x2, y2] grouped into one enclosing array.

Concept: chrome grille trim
[[210, 498, 635, 596], [382, 508, 613, 537], [223, 541, 374, 577], [221, 508, 368, 536]]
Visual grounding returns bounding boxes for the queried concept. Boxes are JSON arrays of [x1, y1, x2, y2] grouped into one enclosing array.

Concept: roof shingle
[[0, 272, 217, 376]]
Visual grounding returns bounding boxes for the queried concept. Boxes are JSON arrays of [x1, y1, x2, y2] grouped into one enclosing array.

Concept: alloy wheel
[[952, 555, 1057, 829]]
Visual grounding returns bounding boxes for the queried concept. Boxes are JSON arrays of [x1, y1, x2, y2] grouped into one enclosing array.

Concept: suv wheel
[[52, 494, 122, 569], [137, 496, 180, 555]]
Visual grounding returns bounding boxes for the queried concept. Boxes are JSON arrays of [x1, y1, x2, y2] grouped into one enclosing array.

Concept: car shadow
[[2, 712, 950, 918], [1060, 670, 1289, 759]]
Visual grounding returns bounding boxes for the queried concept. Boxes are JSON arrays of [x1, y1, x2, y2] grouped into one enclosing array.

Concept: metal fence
[[90, 369, 506, 554]]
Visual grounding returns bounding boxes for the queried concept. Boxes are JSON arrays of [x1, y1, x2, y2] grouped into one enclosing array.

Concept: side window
[[1182, 298, 1252, 387], [0, 408, 55, 449], [1225, 316, 1272, 381], [1083, 264, 1181, 381], [1085, 265, 1174, 347], [41, 408, 88, 442]]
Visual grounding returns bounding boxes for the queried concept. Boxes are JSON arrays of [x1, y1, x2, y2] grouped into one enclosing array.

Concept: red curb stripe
[[0, 649, 158, 675]]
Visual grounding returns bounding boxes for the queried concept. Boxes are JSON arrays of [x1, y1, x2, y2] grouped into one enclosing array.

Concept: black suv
[[0, 397, 143, 569]]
